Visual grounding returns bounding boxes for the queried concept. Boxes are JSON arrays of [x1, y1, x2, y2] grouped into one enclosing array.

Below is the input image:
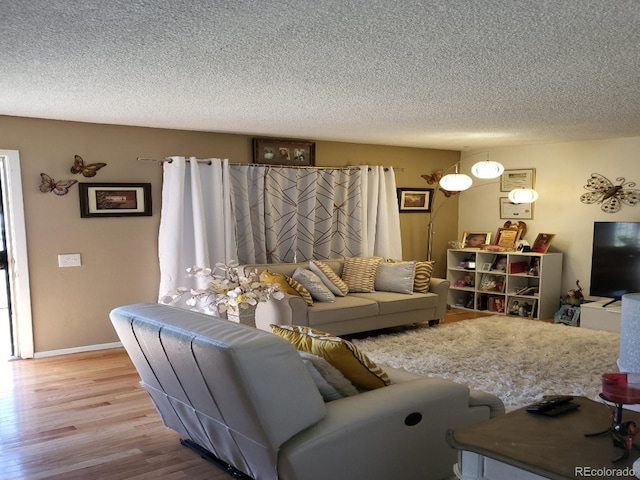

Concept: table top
[[447, 396, 640, 480]]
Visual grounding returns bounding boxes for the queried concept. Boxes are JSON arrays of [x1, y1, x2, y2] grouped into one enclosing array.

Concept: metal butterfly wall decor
[[580, 173, 640, 213], [39, 173, 77, 195], [70, 154, 107, 177]]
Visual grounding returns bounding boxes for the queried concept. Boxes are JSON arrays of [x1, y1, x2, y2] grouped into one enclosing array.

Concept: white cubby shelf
[[446, 249, 563, 320]]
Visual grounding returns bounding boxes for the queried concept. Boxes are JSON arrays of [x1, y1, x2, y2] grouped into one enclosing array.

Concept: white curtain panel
[[157, 157, 236, 300], [361, 166, 403, 259]]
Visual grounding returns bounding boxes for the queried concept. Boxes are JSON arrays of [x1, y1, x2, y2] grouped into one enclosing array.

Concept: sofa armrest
[[278, 377, 495, 480], [255, 293, 308, 332], [429, 277, 451, 320], [469, 388, 505, 418]]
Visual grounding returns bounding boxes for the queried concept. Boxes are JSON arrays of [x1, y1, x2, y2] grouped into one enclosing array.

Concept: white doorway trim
[[0, 150, 33, 358]]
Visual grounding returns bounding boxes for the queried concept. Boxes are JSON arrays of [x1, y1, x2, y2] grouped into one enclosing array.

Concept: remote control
[[539, 402, 580, 417], [526, 395, 574, 413]]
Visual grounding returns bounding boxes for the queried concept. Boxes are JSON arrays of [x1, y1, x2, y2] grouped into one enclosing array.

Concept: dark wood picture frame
[[79, 183, 152, 218], [397, 188, 434, 212], [252, 138, 315, 166]]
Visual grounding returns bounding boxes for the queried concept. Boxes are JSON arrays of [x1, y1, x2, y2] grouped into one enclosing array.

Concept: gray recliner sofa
[[111, 303, 504, 480]]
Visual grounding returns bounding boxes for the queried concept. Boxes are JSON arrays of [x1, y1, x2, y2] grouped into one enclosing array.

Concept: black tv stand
[[602, 297, 621, 308]]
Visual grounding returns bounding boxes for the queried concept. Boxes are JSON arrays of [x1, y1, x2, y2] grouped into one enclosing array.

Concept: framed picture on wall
[[499, 197, 534, 220], [253, 138, 315, 166], [397, 188, 434, 212], [501, 168, 535, 192], [79, 183, 152, 217]]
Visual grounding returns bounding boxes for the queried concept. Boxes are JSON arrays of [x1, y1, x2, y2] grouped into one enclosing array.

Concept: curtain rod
[[137, 157, 403, 172]]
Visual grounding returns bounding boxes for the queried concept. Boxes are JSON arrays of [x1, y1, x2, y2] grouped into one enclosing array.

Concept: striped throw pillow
[[341, 256, 384, 293], [413, 260, 435, 293], [286, 276, 314, 306], [270, 324, 390, 389], [309, 260, 349, 296]]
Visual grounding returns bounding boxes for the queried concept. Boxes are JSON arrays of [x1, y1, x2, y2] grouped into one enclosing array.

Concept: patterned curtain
[[230, 165, 363, 263]]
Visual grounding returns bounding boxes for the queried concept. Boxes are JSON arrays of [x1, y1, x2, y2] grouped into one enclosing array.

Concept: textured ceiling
[[1, 1, 639, 150]]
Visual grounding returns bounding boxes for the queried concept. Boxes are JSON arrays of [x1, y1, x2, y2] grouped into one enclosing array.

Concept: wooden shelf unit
[[446, 249, 563, 320]]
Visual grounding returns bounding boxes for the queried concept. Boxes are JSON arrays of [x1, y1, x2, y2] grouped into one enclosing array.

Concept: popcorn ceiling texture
[[1, 0, 639, 149]]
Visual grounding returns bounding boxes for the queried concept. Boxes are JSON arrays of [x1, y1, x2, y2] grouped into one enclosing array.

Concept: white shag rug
[[351, 316, 620, 411]]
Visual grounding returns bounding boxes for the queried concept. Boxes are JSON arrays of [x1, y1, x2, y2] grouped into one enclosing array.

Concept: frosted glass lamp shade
[[471, 160, 504, 179], [439, 173, 473, 191], [508, 188, 539, 203]]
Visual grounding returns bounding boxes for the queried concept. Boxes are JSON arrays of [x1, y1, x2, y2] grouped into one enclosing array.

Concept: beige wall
[[458, 137, 640, 296], [0, 115, 458, 353]]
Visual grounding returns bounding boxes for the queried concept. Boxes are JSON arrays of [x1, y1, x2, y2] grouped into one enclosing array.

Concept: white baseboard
[[33, 341, 123, 358]]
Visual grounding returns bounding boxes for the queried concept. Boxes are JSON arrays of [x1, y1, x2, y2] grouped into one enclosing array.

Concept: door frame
[[0, 150, 33, 358]]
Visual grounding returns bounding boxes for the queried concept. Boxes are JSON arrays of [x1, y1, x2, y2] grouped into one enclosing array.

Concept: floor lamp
[[424, 154, 538, 261]]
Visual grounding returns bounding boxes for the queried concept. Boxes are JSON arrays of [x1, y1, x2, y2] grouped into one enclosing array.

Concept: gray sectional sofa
[[239, 258, 450, 336]]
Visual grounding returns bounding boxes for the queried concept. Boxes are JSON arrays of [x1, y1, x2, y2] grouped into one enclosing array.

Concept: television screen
[[590, 222, 640, 299]]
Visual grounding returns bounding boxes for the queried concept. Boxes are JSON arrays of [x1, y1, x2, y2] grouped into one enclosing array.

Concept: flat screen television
[[590, 221, 640, 302]]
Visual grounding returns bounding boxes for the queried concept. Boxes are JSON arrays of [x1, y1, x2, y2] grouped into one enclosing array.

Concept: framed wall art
[[397, 188, 434, 212], [499, 197, 534, 220], [252, 138, 315, 166], [501, 168, 535, 192], [532, 233, 555, 253], [79, 183, 152, 218], [461, 231, 491, 248], [495, 227, 522, 250]]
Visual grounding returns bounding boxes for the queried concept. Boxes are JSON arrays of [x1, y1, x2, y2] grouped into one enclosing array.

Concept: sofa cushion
[[270, 324, 390, 389], [413, 260, 435, 293], [342, 256, 384, 293], [350, 291, 438, 315], [293, 268, 336, 303], [309, 260, 349, 296], [375, 261, 416, 294], [306, 295, 379, 327]]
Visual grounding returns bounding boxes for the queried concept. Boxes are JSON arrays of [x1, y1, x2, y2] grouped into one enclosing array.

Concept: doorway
[[0, 180, 13, 357], [0, 150, 33, 359]]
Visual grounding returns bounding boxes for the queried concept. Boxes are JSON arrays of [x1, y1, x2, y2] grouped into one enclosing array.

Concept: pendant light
[[439, 163, 473, 191], [508, 188, 539, 204], [471, 159, 504, 179]]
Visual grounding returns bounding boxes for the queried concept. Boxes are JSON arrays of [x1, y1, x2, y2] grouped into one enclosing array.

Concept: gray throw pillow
[[374, 261, 417, 294], [293, 267, 336, 302]]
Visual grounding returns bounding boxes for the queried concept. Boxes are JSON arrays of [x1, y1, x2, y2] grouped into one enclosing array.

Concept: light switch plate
[[58, 253, 81, 267]]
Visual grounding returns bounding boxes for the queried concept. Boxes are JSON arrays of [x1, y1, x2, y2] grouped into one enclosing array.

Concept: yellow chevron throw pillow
[[270, 324, 390, 389]]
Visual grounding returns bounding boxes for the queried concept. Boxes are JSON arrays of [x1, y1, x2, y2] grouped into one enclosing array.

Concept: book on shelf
[[508, 261, 528, 274], [514, 285, 539, 296]]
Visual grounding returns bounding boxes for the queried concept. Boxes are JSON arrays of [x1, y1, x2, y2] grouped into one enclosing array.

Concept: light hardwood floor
[[0, 308, 486, 479]]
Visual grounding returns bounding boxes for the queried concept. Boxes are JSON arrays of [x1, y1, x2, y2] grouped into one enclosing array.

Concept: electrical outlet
[[58, 253, 81, 267]]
